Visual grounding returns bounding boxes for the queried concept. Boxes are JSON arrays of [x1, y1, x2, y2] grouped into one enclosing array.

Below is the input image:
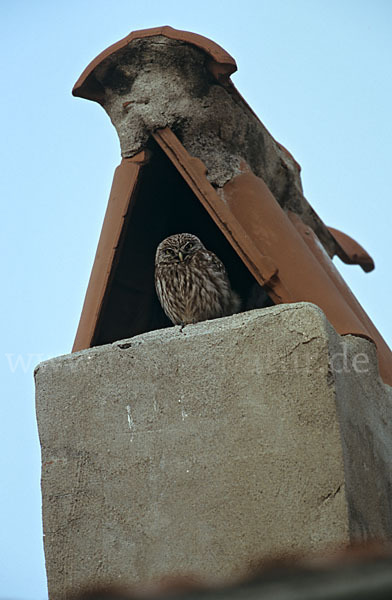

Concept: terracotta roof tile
[[73, 26, 237, 102], [71, 28, 391, 386]]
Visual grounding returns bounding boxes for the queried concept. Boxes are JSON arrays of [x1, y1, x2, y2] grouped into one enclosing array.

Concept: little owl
[[155, 233, 241, 326]]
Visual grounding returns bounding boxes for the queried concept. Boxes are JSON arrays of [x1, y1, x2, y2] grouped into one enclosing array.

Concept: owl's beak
[[178, 251, 184, 262]]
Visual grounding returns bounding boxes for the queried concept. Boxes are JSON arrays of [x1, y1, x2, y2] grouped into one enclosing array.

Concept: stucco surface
[[90, 36, 337, 253], [35, 303, 392, 597]]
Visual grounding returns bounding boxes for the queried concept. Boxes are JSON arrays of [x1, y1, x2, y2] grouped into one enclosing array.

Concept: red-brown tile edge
[[328, 227, 375, 272], [72, 26, 237, 102], [72, 156, 145, 353]]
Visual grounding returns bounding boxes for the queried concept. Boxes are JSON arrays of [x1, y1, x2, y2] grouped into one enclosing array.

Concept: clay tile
[[71, 29, 392, 387], [72, 26, 237, 102], [328, 227, 375, 273]]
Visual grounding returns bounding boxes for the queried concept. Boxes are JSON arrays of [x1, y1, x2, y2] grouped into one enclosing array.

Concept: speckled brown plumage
[[155, 233, 241, 326]]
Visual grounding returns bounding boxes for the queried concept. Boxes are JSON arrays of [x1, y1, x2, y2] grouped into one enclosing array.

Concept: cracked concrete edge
[[328, 331, 392, 541], [34, 302, 328, 374]]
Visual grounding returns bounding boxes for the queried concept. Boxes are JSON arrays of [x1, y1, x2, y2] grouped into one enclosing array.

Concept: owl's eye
[[164, 248, 175, 256], [183, 241, 194, 252]]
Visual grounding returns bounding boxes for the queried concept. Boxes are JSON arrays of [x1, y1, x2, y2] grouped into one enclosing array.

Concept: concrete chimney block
[[35, 302, 392, 597]]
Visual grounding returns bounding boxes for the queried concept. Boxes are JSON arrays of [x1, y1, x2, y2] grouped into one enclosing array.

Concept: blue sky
[[1, 1, 391, 598]]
